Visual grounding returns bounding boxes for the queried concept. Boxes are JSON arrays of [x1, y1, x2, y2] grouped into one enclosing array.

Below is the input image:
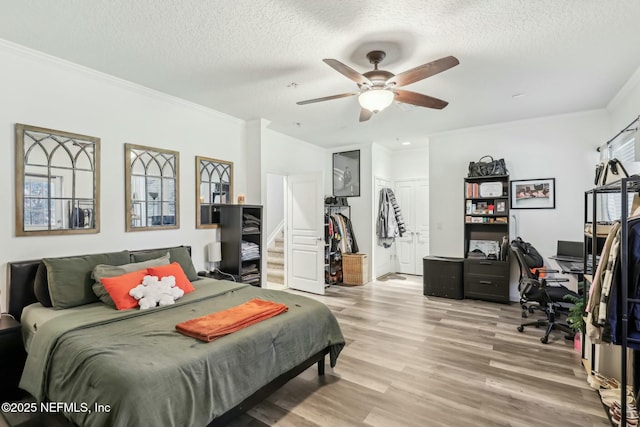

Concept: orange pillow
[[100, 269, 148, 310], [147, 262, 195, 294]]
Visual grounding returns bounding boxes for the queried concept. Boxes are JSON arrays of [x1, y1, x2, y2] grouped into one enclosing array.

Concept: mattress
[[21, 302, 87, 353]]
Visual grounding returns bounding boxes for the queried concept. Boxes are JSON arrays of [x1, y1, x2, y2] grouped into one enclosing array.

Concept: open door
[[287, 172, 325, 294]]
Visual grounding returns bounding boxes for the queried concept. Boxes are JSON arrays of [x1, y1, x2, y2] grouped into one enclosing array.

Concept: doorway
[[395, 179, 430, 275]]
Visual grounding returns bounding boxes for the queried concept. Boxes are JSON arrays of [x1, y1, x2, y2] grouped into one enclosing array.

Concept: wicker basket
[[342, 253, 368, 285]]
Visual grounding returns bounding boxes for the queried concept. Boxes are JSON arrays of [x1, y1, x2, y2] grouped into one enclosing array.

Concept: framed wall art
[[332, 150, 360, 197], [510, 178, 555, 209]]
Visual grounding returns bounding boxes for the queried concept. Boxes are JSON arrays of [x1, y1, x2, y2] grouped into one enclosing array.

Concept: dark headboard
[[7, 246, 192, 321]]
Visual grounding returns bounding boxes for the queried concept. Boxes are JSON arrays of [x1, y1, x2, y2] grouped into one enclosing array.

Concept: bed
[[8, 246, 345, 427]]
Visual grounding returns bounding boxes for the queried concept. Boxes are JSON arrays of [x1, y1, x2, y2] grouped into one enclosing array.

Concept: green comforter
[[20, 279, 345, 427]]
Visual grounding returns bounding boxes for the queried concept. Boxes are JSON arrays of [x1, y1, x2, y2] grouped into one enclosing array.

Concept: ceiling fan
[[297, 50, 459, 122]]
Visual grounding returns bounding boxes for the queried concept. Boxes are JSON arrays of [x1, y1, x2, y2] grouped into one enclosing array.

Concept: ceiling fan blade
[[386, 56, 459, 87], [359, 108, 373, 122], [323, 59, 372, 86], [297, 92, 359, 105], [394, 89, 449, 109]]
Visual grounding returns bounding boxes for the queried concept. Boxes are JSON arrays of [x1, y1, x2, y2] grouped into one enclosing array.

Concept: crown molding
[[0, 38, 243, 125]]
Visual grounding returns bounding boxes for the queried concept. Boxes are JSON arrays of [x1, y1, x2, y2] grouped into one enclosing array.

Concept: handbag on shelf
[[595, 158, 629, 187], [468, 155, 508, 177]]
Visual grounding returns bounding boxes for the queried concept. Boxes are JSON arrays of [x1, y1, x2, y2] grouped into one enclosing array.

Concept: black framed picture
[[510, 178, 556, 209], [332, 150, 360, 197]]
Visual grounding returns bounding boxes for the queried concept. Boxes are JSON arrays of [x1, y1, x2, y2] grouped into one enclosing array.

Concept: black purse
[[468, 155, 508, 177]]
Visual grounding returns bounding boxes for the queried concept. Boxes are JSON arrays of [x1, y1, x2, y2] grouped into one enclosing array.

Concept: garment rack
[[589, 176, 640, 427]]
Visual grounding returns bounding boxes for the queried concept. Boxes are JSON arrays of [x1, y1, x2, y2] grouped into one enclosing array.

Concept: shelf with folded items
[[218, 204, 263, 287]]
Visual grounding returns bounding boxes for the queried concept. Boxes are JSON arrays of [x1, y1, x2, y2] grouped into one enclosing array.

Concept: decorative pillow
[[131, 246, 198, 282], [33, 262, 53, 307], [146, 263, 195, 294], [91, 254, 171, 307], [43, 250, 131, 309], [100, 269, 149, 310]]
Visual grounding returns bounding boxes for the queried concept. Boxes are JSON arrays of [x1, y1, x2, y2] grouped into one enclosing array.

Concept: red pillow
[[100, 269, 148, 310], [147, 262, 195, 294]]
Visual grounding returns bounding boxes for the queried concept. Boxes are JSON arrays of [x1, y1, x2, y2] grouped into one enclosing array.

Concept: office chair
[[511, 242, 579, 344]]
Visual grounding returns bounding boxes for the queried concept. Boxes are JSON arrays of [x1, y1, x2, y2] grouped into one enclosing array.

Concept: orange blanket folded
[[175, 298, 288, 342]]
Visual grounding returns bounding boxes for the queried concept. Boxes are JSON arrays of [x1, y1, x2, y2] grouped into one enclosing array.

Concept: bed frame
[[6, 246, 329, 426]]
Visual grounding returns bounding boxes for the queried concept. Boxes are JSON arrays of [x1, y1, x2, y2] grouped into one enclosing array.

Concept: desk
[[550, 257, 586, 275]]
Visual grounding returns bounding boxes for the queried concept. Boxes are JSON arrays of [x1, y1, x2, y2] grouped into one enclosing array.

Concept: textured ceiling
[[1, 0, 640, 149]]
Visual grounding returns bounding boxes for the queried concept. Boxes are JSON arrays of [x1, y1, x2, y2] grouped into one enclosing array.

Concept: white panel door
[[395, 179, 430, 275], [287, 172, 324, 294], [395, 181, 415, 274]]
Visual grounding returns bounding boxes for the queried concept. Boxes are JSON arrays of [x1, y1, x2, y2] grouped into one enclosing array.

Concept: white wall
[[0, 41, 247, 309], [429, 110, 608, 300], [392, 146, 429, 181], [607, 67, 640, 133], [265, 173, 285, 241], [372, 143, 394, 278]]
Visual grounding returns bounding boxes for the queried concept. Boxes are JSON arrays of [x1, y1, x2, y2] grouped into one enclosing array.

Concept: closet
[[324, 203, 356, 285]]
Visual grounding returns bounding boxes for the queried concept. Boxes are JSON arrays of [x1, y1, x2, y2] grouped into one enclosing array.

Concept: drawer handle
[[479, 280, 492, 285], [479, 261, 492, 265]]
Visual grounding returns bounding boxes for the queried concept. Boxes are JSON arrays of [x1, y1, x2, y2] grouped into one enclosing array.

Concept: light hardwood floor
[[230, 275, 609, 427]]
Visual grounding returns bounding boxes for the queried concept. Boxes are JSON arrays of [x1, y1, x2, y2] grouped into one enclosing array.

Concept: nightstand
[[0, 315, 27, 402]]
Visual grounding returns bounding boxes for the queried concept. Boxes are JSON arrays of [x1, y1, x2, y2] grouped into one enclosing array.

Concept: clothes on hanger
[[587, 216, 640, 349], [586, 221, 621, 343], [324, 211, 358, 254], [376, 188, 406, 248]]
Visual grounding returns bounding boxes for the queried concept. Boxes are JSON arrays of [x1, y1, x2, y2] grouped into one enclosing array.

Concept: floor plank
[[244, 275, 609, 426]]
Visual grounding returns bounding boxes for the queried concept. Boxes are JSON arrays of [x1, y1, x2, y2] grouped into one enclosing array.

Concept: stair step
[[267, 253, 284, 263], [274, 238, 284, 248], [267, 268, 285, 284], [268, 246, 284, 255], [267, 258, 284, 268]]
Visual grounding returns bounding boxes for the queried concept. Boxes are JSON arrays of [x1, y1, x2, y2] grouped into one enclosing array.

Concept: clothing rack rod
[[596, 115, 639, 152]]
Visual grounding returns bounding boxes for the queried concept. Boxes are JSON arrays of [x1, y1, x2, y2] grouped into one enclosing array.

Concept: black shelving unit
[[218, 204, 263, 286], [463, 175, 511, 303], [587, 176, 640, 427], [325, 204, 350, 285]]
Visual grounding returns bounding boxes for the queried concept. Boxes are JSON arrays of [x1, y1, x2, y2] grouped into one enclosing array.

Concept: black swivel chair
[[511, 243, 579, 344]]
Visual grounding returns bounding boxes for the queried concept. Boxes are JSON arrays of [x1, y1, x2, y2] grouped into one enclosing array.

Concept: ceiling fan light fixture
[[358, 89, 395, 112]]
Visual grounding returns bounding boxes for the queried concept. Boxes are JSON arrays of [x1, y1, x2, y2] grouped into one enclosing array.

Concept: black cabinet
[[423, 256, 464, 299], [218, 204, 262, 286], [463, 175, 510, 303], [0, 315, 26, 402]]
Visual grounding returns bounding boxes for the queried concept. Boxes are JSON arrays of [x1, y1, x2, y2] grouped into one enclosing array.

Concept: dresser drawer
[[464, 277, 509, 303], [464, 259, 508, 277]]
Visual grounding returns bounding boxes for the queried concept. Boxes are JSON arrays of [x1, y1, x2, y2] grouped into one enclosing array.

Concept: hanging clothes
[[324, 210, 358, 254], [586, 221, 621, 343], [376, 188, 406, 248], [339, 213, 359, 254], [601, 217, 640, 348]]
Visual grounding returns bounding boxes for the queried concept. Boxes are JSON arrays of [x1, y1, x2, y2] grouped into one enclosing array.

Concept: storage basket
[[342, 253, 368, 285]]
